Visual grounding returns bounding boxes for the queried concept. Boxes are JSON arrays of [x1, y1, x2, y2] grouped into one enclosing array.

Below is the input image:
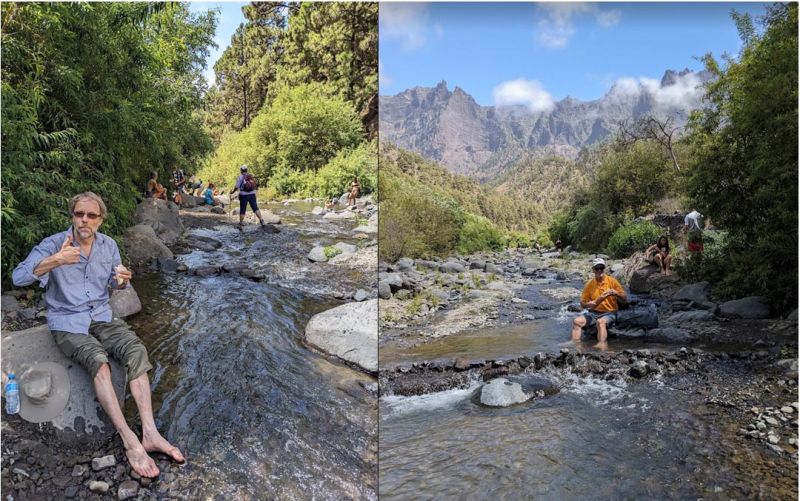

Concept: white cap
[[240, 164, 248, 172], [592, 258, 606, 268]]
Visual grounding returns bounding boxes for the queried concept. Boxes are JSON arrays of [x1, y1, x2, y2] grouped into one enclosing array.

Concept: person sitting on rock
[[11, 192, 184, 478], [347, 177, 361, 208], [571, 258, 627, 350], [646, 235, 672, 276], [555, 239, 563, 252], [146, 172, 167, 200], [324, 199, 336, 210], [202, 183, 224, 208], [171, 167, 186, 207]]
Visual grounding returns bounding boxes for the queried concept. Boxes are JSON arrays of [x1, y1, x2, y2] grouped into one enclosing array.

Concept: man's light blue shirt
[[12, 227, 127, 335]]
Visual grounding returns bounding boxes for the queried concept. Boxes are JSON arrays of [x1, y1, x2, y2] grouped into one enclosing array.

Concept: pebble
[[767, 434, 780, 444], [12, 467, 29, 478], [89, 480, 110, 493], [780, 406, 794, 414], [92, 454, 116, 471], [756, 422, 766, 431], [789, 438, 796, 445], [71, 464, 87, 477], [767, 443, 783, 454], [64, 485, 80, 498], [751, 407, 761, 415], [764, 417, 780, 426], [117, 479, 139, 500]]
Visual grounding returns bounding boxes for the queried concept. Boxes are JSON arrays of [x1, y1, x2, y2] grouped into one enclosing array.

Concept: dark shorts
[[239, 193, 258, 214], [580, 310, 618, 330], [51, 319, 152, 381]]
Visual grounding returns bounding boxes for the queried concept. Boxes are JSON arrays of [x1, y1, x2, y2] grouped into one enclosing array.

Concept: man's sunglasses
[[72, 211, 102, 220], [593, 266, 605, 271]]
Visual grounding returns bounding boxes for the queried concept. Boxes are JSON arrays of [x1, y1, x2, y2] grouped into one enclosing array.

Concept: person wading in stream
[[12, 192, 184, 478], [230, 164, 267, 230], [571, 258, 627, 350]]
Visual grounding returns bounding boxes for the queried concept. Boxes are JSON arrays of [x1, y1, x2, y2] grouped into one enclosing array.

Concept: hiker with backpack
[[230, 164, 267, 229]]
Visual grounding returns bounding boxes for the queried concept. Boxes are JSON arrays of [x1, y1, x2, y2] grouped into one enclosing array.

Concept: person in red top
[[571, 258, 627, 349]]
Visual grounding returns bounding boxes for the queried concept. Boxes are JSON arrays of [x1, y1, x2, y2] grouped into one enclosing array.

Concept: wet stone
[[92, 455, 116, 471], [89, 480, 110, 493], [64, 485, 81, 498], [118, 479, 139, 500]]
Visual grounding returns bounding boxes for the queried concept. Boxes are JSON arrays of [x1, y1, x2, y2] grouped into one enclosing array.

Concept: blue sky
[[380, 2, 772, 105], [189, 2, 247, 86]]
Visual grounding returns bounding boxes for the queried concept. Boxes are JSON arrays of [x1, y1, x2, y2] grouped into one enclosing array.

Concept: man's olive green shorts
[[51, 319, 152, 381]]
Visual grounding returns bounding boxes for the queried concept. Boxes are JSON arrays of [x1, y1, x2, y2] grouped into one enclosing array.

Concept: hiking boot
[[236, 223, 244, 231]]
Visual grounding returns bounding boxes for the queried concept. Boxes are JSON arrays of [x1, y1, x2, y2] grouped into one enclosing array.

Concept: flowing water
[[126, 203, 377, 499], [379, 274, 796, 499]]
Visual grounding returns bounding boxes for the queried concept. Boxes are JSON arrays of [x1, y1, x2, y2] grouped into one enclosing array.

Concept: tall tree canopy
[[685, 3, 798, 310]]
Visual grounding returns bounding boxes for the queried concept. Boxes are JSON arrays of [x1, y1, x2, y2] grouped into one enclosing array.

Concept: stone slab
[[2, 325, 126, 443]]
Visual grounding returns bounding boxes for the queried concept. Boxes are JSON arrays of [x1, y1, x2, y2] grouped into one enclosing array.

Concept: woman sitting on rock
[[646, 235, 672, 276], [146, 171, 167, 200], [202, 183, 225, 208]]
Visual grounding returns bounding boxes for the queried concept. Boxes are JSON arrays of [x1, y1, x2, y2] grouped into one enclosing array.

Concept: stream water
[[126, 203, 377, 499], [379, 272, 796, 499]]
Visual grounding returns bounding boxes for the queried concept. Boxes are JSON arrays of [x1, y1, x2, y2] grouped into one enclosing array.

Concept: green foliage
[[314, 141, 377, 199], [505, 230, 532, 249], [606, 220, 663, 259], [685, 4, 797, 311], [199, 83, 366, 197], [456, 214, 506, 255], [323, 246, 342, 259], [1, 3, 215, 285]]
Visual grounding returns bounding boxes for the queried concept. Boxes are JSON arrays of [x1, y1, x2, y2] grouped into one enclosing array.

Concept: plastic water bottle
[[5, 373, 19, 415]]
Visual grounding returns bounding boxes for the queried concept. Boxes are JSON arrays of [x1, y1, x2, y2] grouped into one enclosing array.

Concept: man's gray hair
[[69, 192, 107, 218]]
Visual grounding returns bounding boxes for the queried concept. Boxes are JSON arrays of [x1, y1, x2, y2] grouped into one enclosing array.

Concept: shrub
[[505, 230, 532, 249], [313, 141, 377, 199], [456, 213, 505, 255], [323, 246, 342, 259], [606, 220, 663, 258]]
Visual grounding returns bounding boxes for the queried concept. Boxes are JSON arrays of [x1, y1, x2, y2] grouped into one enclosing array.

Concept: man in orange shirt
[[571, 258, 627, 349]]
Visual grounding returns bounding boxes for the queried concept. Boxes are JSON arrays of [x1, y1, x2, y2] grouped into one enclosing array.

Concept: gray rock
[[192, 266, 219, 277], [439, 261, 465, 274], [469, 261, 486, 270], [415, 259, 439, 270], [134, 198, 183, 244], [479, 378, 530, 407], [124, 225, 173, 267], [305, 299, 377, 373], [322, 210, 356, 220], [92, 455, 116, 471], [542, 251, 561, 259], [187, 235, 222, 251], [485, 263, 501, 274], [210, 206, 226, 214], [109, 286, 142, 319], [157, 257, 179, 273], [89, 480, 110, 493], [719, 296, 771, 319], [396, 258, 414, 271], [629, 360, 649, 378], [1, 295, 20, 312], [667, 310, 714, 323], [786, 309, 798, 322], [17, 308, 36, 321], [380, 273, 403, 292], [353, 289, 370, 302], [610, 263, 625, 275], [261, 211, 282, 224], [378, 281, 392, 299], [647, 327, 695, 343], [333, 242, 358, 255], [673, 282, 712, 303], [307, 246, 328, 263], [312, 206, 325, 215], [71, 464, 87, 477], [117, 480, 139, 500], [2, 325, 126, 442]]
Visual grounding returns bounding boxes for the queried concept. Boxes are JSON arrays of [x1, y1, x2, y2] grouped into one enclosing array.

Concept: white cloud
[[535, 3, 622, 49], [609, 73, 705, 109], [380, 3, 440, 51], [379, 61, 393, 89], [492, 79, 555, 113]]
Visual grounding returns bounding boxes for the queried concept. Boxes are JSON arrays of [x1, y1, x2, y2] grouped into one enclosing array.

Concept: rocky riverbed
[[378, 247, 798, 498], [2, 196, 379, 500]]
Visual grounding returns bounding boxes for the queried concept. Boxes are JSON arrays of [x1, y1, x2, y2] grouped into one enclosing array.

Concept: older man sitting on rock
[[12, 192, 183, 478], [571, 258, 627, 350]]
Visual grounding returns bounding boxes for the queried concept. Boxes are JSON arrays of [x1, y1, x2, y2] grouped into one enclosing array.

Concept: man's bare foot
[[126, 445, 159, 478], [142, 432, 185, 463]]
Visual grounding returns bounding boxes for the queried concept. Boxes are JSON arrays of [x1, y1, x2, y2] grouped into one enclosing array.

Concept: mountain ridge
[[379, 69, 711, 181]]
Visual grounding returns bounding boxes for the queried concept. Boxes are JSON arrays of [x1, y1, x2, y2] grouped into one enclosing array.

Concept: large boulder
[[304, 299, 377, 373], [439, 261, 465, 274], [380, 272, 403, 292], [134, 199, 183, 244], [378, 281, 392, 299], [307, 246, 328, 263], [123, 225, 173, 267], [333, 242, 358, 255], [109, 286, 142, 319], [646, 327, 695, 343], [667, 310, 715, 323], [1, 325, 126, 444], [719, 296, 771, 319], [261, 210, 282, 224], [479, 378, 530, 407]]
